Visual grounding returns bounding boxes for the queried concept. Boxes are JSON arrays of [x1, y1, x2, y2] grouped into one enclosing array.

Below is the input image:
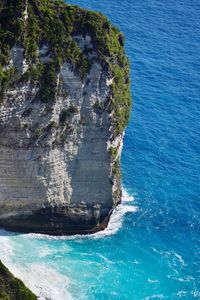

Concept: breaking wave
[[0, 188, 137, 300], [0, 233, 73, 300], [27, 188, 138, 241]]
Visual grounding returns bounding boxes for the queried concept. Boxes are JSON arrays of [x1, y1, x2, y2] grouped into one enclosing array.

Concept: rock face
[[0, 0, 131, 234]]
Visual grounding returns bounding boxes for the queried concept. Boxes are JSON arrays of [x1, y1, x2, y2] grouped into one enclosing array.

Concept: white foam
[[191, 290, 200, 298], [0, 234, 14, 264], [92, 200, 138, 239], [176, 290, 187, 297], [38, 245, 71, 258], [174, 253, 186, 266], [122, 187, 135, 202], [147, 278, 159, 284], [144, 294, 164, 300], [0, 188, 137, 300], [151, 248, 186, 267], [91, 188, 138, 238], [0, 235, 73, 300], [26, 188, 138, 241], [38, 246, 57, 258], [16, 264, 73, 300]]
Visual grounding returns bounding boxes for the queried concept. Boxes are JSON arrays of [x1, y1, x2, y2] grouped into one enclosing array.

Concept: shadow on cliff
[[0, 229, 21, 237]]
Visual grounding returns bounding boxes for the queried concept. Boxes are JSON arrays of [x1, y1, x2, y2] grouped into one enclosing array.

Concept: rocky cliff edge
[[0, 0, 131, 235]]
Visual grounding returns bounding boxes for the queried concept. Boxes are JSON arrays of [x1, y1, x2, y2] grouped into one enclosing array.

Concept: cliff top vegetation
[[0, 0, 131, 135]]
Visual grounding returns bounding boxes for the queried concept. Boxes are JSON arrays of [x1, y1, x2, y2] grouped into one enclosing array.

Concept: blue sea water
[[0, 0, 200, 299]]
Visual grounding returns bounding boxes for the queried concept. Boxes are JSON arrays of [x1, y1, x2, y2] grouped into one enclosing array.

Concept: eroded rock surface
[[0, 0, 131, 234]]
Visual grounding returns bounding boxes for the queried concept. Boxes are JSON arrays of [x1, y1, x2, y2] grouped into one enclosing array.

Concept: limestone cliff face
[[0, 0, 131, 234]]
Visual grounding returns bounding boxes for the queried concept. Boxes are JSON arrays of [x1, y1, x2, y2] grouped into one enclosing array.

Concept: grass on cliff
[[0, 260, 37, 300]]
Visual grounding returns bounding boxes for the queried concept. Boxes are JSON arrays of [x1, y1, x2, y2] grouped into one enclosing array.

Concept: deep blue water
[[0, 0, 200, 299]]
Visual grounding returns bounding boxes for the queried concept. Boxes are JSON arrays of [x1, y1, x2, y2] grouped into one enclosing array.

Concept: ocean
[[0, 0, 199, 299]]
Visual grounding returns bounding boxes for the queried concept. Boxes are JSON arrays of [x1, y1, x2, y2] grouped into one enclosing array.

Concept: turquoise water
[[0, 0, 200, 299]]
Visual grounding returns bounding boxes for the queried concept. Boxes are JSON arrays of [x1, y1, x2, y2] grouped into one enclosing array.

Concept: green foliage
[[0, 261, 37, 300], [70, 4, 131, 136], [0, 66, 17, 102], [35, 127, 43, 138], [0, 0, 131, 135], [59, 104, 77, 124], [38, 62, 57, 102], [47, 120, 56, 130], [112, 158, 121, 180], [67, 104, 78, 114], [109, 146, 118, 159], [0, 0, 25, 65], [93, 101, 104, 112], [110, 62, 131, 137]]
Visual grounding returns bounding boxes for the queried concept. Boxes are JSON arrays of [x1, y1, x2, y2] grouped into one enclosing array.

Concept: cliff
[[0, 0, 131, 235], [0, 260, 37, 300]]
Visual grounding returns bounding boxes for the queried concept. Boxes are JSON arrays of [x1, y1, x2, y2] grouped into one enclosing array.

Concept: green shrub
[[93, 101, 104, 111], [0, 261, 37, 300], [112, 159, 121, 180], [109, 146, 118, 159], [59, 108, 70, 124], [47, 120, 56, 130], [59, 105, 77, 124], [35, 127, 43, 138]]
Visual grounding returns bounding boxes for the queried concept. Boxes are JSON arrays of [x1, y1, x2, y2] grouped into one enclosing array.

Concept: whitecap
[[92, 201, 138, 239], [174, 252, 186, 266], [144, 294, 164, 299], [191, 290, 200, 298], [122, 187, 135, 202], [147, 278, 159, 284], [176, 276, 194, 282], [176, 290, 187, 297], [98, 254, 114, 264]]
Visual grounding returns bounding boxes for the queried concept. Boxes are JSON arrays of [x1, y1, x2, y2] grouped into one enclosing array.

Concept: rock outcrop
[[0, 0, 131, 234]]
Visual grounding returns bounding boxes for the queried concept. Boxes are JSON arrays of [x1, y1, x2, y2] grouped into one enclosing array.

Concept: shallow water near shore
[[0, 190, 137, 300], [0, 0, 200, 299]]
